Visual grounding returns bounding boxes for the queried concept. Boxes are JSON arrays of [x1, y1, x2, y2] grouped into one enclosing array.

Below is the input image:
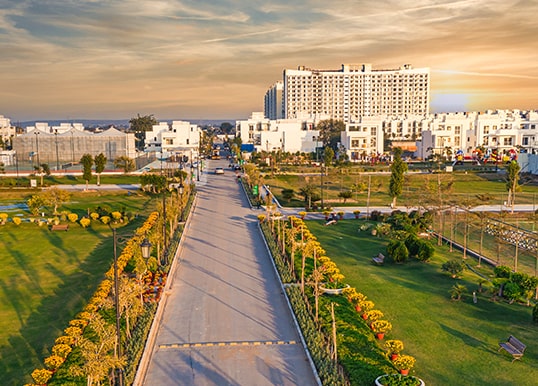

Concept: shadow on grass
[[0, 220, 143, 385]]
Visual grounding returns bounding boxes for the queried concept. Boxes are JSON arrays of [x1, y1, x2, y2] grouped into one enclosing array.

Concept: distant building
[[264, 81, 284, 120], [144, 120, 201, 158], [0, 115, 16, 149], [12, 127, 136, 168], [236, 112, 320, 154], [276, 63, 430, 123]]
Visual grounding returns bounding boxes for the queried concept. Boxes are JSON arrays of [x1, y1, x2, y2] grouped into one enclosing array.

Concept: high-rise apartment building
[[264, 81, 284, 120], [278, 64, 430, 123]]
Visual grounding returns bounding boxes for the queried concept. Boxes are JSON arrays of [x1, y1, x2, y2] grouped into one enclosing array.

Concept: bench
[[51, 224, 69, 231], [498, 335, 526, 362], [372, 253, 385, 265]]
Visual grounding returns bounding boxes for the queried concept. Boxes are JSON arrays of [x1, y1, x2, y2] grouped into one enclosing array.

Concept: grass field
[[265, 171, 538, 208], [0, 192, 153, 385], [308, 220, 538, 386]]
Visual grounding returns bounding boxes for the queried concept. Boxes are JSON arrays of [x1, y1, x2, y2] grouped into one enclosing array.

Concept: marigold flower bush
[[30, 211, 162, 385], [67, 213, 78, 223]]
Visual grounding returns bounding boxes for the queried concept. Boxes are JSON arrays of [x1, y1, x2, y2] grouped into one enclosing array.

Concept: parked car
[[214, 167, 224, 174]]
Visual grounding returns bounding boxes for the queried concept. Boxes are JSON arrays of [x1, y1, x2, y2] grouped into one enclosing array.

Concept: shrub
[[442, 260, 465, 278], [393, 354, 416, 370], [533, 303, 538, 323], [90, 212, 100, 220], [371, 319, 392, 333], [67, 213, 78, 223], [31, 369, 53, 385], [494, 265, 512, 278], [387, 239, 408, 263], [44, 355, 65, 370], [0, 212, 8, 224], [503, 282, 522, 303], [385, 339, 404, 355], [416, 240, 434, 262], [111, 211, 123, 222], [80, 218, 91, 228], [376, 374, 422, 386], [101, 215, 111, 225], [12, 217, 22, 225]]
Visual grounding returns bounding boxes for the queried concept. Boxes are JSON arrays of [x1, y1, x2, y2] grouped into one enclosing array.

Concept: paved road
[[138, 161, 319, 386]]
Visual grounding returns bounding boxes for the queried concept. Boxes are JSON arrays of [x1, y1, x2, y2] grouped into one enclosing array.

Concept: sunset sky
[[1, 0, 537, 122]]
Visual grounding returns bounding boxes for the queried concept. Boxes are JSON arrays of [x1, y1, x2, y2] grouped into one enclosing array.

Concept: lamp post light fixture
[[140, 238, 152, 261], [54, 129, 60, 171], [178, 181, 184, 223], [110, 226, 123, 386], [34, 130, 40, 166]]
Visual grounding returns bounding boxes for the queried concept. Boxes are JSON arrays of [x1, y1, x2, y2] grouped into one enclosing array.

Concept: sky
[[1, 0, 537, 122]]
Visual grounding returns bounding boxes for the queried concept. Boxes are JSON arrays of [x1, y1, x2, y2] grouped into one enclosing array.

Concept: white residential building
[[340, 117, 385, 161], [144, 121, 201, 156], [281, 64, 430, 123], [264, 81, 284, 120], [0, 115, 16, 148], [236, 112, 320, 154]]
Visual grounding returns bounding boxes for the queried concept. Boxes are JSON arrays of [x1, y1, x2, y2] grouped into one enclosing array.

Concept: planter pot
[[400, 369, 410, 376], [375, 375, 424, 386], [318, 283, 350, 295], [361, 313, 368, 320], [376, 332, 385, 340], [355, 304, 361, 312], [390, 353, 399, 361]]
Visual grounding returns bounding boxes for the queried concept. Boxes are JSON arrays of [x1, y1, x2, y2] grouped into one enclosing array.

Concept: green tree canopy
[[389, 147, 408, 208], [130, 114, 158, 150], [94, 153, 107, 186], [114, 156, 136, 174], [80, 154, 93, 190], [316, 119, 345, 150], [506, 160, 521, 209]]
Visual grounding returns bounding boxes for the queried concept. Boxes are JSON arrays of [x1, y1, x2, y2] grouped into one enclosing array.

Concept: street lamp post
[[110, 227, 123, 386], [34, 131, 40, 166], [54, 129, 60, 171], [179, 181, 184, 223]]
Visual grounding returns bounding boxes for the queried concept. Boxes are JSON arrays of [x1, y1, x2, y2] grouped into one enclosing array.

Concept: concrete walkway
[[135, 161, 319, 385]]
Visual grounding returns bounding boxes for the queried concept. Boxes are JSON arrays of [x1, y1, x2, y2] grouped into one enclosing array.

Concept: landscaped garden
[[306, 219, 538, 385], [0, 190, 154, 385]]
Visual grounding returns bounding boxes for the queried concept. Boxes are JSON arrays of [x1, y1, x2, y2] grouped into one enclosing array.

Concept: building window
[[503, 137, 513, 146], [351, 139, 359, 148]]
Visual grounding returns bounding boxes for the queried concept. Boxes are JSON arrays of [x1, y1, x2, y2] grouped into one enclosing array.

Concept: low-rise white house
[[236, 112, 320, 154], [340, 117, 385, 161], [144, 121, 201, 156]]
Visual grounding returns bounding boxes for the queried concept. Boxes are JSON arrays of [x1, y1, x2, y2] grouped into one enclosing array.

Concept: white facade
[[264, 81, 284, 120], [144, 121, 201, 155], [341, 117, 385, 161], [236, 112, 320, 154], [282, 64, 430, 123], [0, 115, 16, 147]]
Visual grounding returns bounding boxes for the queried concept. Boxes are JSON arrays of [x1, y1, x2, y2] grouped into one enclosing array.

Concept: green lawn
[[0, 192, 153, 385], [308, 220, 538, 386], [265, 171, 538, 208]]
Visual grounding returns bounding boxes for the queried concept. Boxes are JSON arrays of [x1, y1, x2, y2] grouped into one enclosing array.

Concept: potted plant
[[371, 319, 392, 339], [360, 300, 375, 319], [393, 354, 416, 375], [353, 209, 361, 219], [364, 309, 383, 322], [375, 374, 424, 386], [337, 211, 345, 219], [298, 211, 306, 219], [323, 210, 331, 220], [385, 339, 404, 360]]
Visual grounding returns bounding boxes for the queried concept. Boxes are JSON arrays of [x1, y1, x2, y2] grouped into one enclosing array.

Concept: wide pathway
[[138, 160, 319, 385]]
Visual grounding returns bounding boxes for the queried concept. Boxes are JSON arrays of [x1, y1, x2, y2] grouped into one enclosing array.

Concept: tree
[[130, 114, 158, 150], [114, 156, 136, 174], [299, 183, 320, 210], [80, 154, 93, 191], [389, 147, 408, 208], [506, 160, 521, 212], [281, 189, 294, 203], [442, 260, 465, 278], [94, 153, 107, 186], [27, 195, 46, 216], [316, 119, 346, 150], [338, 190, 353, 204], [34, 163, 50, 186], [41, 188, 71, 215]]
